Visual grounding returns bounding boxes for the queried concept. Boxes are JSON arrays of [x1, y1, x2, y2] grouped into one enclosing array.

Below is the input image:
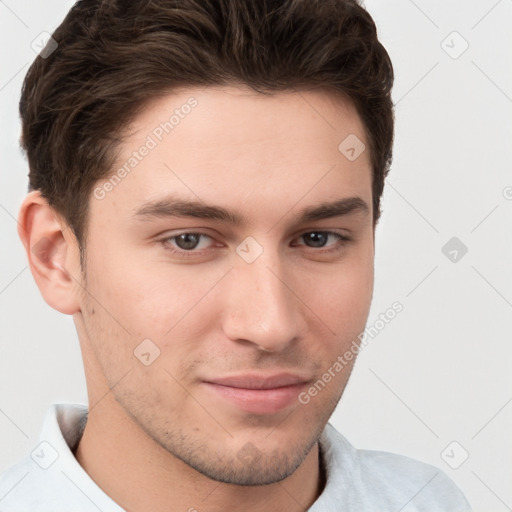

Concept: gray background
[[1, 1, 511, 510]]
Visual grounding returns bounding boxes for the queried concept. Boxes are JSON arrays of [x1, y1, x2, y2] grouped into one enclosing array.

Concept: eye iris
[[176, 233, 200, 250], [172, 233, 335, 251], [304, 232, 328, 247]]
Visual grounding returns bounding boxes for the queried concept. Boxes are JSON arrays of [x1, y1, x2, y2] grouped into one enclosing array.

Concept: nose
[[221, 249, 304, 352]]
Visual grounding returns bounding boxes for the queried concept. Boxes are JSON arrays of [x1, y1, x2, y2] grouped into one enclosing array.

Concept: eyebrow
[[134, 195, 369, 225]]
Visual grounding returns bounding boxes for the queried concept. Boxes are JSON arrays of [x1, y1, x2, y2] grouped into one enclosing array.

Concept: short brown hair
[[20, 0, 394, 246]]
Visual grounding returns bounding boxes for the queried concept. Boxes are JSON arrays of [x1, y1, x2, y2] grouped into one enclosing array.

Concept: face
[[77, 85, 374, 485]]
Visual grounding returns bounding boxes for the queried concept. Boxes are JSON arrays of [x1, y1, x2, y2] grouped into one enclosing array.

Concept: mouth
[[202, 373, 311, 415]]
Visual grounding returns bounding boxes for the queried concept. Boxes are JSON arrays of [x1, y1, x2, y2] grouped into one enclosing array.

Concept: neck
[[75, 393, 323, 512]]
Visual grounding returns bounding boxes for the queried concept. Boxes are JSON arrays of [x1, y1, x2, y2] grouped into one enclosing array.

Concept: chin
[[162, 425, 321, 486]]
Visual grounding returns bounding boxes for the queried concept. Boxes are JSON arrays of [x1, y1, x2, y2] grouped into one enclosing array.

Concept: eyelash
[[159, 231, 352, 258]]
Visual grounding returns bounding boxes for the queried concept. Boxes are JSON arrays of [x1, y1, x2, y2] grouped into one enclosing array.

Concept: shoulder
[[317, 424, 472, 511], [0, 404, 124, 512], [355, 448, 471, 511], [0, 455, 83, 511]]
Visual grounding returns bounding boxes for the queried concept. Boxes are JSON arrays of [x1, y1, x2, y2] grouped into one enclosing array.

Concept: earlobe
[[18, 191, 82, 315]]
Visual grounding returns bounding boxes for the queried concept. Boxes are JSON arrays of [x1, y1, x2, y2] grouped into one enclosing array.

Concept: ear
[[18, 191, 82, 315]]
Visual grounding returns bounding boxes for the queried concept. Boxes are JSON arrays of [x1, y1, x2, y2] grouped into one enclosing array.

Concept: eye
[[164, 232, 215, 251], [159, 230, 351, 259], [294, 231, 351, 249]]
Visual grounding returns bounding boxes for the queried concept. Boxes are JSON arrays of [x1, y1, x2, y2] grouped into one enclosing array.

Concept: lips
[[202, 373, 310, 414], [206, 373, 308, 390]]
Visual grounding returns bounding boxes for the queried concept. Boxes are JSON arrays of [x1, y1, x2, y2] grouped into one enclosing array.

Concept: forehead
[[134, 84, 367, 154], [90, 85, 372, 225]]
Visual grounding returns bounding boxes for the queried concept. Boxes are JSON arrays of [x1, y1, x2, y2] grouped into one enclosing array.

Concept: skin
[[19, 85, 375, 512]]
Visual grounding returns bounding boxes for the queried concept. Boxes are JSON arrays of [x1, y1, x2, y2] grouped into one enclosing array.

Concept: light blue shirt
[[0, 404, 471, 511]]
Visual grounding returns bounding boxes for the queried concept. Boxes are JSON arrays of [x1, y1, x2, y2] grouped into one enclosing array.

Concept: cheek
[[84, 247, 213, 337], [312, 257, 374, 332]]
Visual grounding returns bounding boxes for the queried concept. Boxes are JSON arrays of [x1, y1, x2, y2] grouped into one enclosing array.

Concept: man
[[0, 0, 471, 510]]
